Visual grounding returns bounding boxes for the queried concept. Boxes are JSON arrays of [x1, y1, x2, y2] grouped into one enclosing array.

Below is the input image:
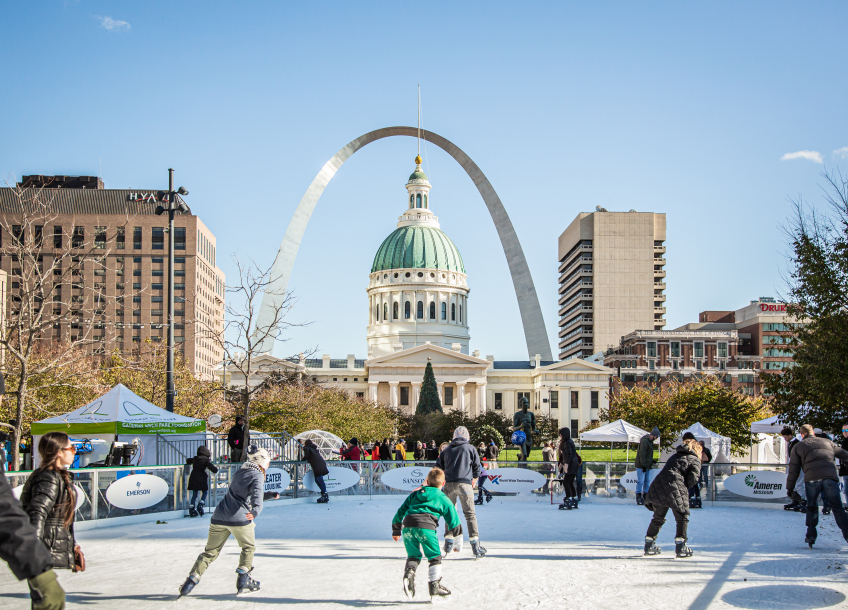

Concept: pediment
[[366, 344, 489, 367], [538, 358, 613, 374]]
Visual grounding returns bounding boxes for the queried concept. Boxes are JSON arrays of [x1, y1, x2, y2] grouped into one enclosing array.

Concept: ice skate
[[793, 500, 808, 513], [823, 506, 832, 515], [442, 537, 456, 557], [178, 574, 199, 597], [558, 498, 573, 510], [636, 493, 644, 506], [470, 539, 487, 559], [644, 537, 661, 556], [236, 567, 260, 595], [783, 500, 798, 511], [675, 538, 693, 558], [572, 497, 580, 509], [402, 568, 416, 599], [196, 501, 205, 517], [317, 493, 329, 504], [188, 504, 198, 518], [428, 578, 451, 601], [474, 495, 484, 506], [485, 490, 493, 503], [806, 536, 815, 549]]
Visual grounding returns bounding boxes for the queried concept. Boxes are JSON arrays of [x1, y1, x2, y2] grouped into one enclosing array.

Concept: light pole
[[156, 169, 189, 412]]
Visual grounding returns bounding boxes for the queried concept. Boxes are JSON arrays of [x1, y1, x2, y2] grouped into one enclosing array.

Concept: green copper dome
[[372, 226, 465, 273], [408, 169, 429, 182]]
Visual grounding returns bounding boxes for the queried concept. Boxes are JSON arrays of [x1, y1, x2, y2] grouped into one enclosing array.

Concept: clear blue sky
[[2, 2, 846, 360]]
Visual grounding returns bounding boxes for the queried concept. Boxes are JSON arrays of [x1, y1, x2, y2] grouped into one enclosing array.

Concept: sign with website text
[[723, 470, 787, 499]]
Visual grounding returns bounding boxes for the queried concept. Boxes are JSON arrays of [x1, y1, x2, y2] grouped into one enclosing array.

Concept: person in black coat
[[302, 439, 330, 503], [840, 423, 848, 508], [381, 438, 392, 462], [186, 446, 218, 517], [227, 417, 246, 462], [425, 440, 439, 461], [643, 439, 702, 558], [557, 428, 580, 510]]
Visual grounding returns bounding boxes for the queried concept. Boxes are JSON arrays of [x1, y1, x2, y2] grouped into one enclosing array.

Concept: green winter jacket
[[391, 485, 462, 537], [634, 434, 656, 470]]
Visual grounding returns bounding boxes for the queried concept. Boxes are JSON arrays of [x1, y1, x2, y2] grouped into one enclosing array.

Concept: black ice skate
[[428, 578, 451, 600], [806, 536, 815, 549], [675, 538, 694, 558], [317, 493, 329, 504], [197, 501, 205, 517], [179, 574, 199, 597], [236, 568, 260, 595], [783, 500, 798, 511], [644, 537, 661, 556], [636, 493, 644, 505], [474, 495, 484, 506], [471, 539, 487, 559], [403, 568, 416, 599], [793, 500, 808, 513], [558, 498, 573, 510], [823, 506, 832, 515], [188, 504, 198, 518], [485, 490, 493, 503]]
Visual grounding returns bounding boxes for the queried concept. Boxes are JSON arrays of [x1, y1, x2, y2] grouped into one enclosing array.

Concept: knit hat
[[197, 445, 211, 458], [651, 427, 660, 437], [245, 444, 270, 470], [453, 426, 470, 441]]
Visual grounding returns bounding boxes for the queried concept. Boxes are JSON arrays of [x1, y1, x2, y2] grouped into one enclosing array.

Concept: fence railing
[[5, 461, 794, 525], [155, 432, 302, 467]]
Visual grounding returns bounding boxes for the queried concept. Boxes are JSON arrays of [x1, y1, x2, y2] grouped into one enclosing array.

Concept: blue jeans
[[843, 476, 848, 507], [190, 490, 208, 505], [804, 479, 848, 541], [636, 468, 652, 494], [315, 474, 327, 494]]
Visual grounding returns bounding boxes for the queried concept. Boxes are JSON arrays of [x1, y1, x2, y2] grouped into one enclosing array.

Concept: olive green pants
[[191, 522, 256, 576]]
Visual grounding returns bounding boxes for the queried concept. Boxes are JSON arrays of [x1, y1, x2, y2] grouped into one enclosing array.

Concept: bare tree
[[0, 181, 124, 469]]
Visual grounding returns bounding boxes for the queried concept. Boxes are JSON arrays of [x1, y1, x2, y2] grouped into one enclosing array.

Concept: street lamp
[[155, 168, 189, 412]]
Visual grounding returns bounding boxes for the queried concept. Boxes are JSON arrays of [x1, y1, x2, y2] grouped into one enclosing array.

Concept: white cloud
[[97, 16, 130, 31], [834, 147, 848, 159], [780, 150, 823, 164]]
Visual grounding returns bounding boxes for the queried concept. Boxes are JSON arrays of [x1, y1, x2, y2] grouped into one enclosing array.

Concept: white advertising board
[[481, 468, 547, 493], [263, 467, 290, 495], [105, 474, 169, 509], [724, 470, 787, 499], [13, 483, 87, 511], [619, 470, 657, 492], [381, 466, 430, 491], [302, 466, 360, 493]]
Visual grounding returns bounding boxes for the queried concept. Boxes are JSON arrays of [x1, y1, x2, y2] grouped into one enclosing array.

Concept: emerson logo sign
[[105, 474, 169, 509], [723, 470, 787, 499]]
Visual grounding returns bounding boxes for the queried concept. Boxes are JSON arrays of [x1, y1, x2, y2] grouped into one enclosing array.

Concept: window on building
[[116, 226, 125, 249], [409, 195, 414, 209], [694, 342, 704, 358], [383, 303, 388, 321], [671, 341, 680, 358], [133, 227, 142, 249], [417, 301, 424, 319], [33, 225, 43, 247], [53, 226, 63, 248], [400, 386, 409, 406], [672, 360, 679, 370], [718, 342, 728, 358], [423, 194, 428, 208], [374, 305, 379, 321], [152, 296, 163, 303], [571, 419, 579, 440], [393, 302, 399, 319], [647, 342, 657, 358], [441, 302, 446, 320], [72, 227, 84, 249], [175, 228, 186, 250], [451, 303, 456, 321], [459, 305, 462, 323], [696, 360, 702, 371], [518, 391, 531, 409], [445, 387, 454, 406], [94, 226, 106, 249], [12, 225, 23, 245], [570, 391, 578, 410], [405, 301, 411, 319], [550, 391, 558, 409], [429, 301, 436, 319], [416, 194, 421, 208], [591, 391, 598, 410], [152, 227, 164, 250], [494, 392, 503, 410], [152, 270, 163, 277], [648, 360, 655, 370], [719, 360, 726, 371]]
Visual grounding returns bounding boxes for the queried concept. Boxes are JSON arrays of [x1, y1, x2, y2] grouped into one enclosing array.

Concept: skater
[[186, 446, 218, 517], [689, 441, 712, 509], [840, 423, 848, 507], [485, 440, 500, 469], [302, 439, 330, 503], [436, 426, 487, 558], [557, 428, 580, 510], [643, 438, 701, 558], [425, 440, 439, 461], [785, 425, 848, 548], [475, 444, 493, 505], [179, 445, 280, 597], [781, 427, 806, 512], [541, 441, 556, 495], [381, 438, 392, 462], [227, 416, 246, 462], [393, 467, 461, 600], [635, 426, 660, 505]]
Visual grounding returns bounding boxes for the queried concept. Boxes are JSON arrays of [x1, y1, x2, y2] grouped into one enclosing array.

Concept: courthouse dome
[[371, 226, 465, 273]]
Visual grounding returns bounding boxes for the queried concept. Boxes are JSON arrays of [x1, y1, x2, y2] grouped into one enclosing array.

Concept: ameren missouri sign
[[723, 471, 787, 499]]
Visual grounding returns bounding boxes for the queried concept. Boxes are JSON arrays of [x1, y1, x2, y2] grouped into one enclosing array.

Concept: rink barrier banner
[[106, 474, 170, 509], [619, 470, 658, 492], [12, 483, 88, 511], [380, 466, 430, 491], [482, 468, 548, 493], [264, 467, 292, 495], [302, 467, 361, 493], [723, 470, 787, 499]]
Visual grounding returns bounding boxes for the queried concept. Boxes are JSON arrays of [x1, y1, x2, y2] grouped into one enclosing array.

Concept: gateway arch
[[257, 126, 553, 361]]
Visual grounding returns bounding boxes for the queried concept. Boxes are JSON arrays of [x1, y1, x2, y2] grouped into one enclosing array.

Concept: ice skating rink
[[2, 497, 847, 609]]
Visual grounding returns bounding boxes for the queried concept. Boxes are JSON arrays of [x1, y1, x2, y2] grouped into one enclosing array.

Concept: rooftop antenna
[[417, 84, 421, 157]]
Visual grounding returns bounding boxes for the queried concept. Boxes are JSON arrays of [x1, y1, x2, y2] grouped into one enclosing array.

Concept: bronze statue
[[512, 397, 538, 461]]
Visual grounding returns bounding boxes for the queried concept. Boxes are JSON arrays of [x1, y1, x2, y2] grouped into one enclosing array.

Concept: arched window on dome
[[441, 302, 446, 320], [375, 304, 379, 322], [404, 301, 411, 319], [416, 194, 422, 208], [459, 305, 463, 323], [429, 301, 436, 319], [383, 303, 387, 322], [393, 302, 399, 319], [409, 194, 414, 209], [424, 194, 428, 209], [451, 303, 456, 321], [417, 301, 424, 319]]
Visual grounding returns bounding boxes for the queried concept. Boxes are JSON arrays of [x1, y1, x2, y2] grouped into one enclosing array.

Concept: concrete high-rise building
[[0, 175, 225, 380], [557, 209, 666, 360]]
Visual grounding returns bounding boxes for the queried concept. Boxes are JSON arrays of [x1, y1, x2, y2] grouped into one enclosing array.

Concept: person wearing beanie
[[179, 445, 280, 597], [634, 427, 660, 505], [435, 427, 486, 558], [186, 445, 219, 517], [781, 427, 806, 511], [302, 439, 330, 504]]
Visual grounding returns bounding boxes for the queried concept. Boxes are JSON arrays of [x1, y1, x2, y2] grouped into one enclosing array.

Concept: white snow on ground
[[2, 497, 848, 609]]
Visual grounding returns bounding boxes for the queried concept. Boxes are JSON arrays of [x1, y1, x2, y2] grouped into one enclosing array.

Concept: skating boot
[[196, 501, 205, 517], [428, 578, 451, 600], [188, 504, 198, 518], [179, 574, 199, 597], [470, 539, 487, 559], [572, 496, 580, 509], [794, 500, 808, 513], [644, 537, 661, 556], [317, 493, 329, 504], [402, 567, 416, 599], [442, 537, 456, 556], [805, 536, 815, 549], [784, 500, 798, 511], [636, 493, 644, 506], [558, 498, 573, 510], [484, 489, 493, 503], [236, 567, 260, 595], [675, 538, 694, 558], [474, 493, 484, 506], [823, 506, 832, 515]]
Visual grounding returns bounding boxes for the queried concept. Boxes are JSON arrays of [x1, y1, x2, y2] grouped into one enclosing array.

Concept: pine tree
[[416, 361, 442, 415]]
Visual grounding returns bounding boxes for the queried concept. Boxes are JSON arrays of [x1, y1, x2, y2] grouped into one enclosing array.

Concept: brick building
[[0, 175, 224, 379]]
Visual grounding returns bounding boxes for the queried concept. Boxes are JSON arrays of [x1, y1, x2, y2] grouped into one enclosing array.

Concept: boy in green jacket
[[392, 467, 462, 600]]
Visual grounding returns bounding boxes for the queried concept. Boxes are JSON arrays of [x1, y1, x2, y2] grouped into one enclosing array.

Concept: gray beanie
[[453, 426, 470, 441], [651, 426, 660, 437]]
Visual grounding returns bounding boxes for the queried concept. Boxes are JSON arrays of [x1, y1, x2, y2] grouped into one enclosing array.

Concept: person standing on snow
[[781, 426, 805, 511], [786, 424, 848, 548], [839, 423, 848, 507], [635, 427, 660, 505], [643, 438, 702, 558], [186, 446, 218, 517], [227, 416, 246, 463], [436, 426, 486, 558], [302, 439, 330, 504], [179, 445, 280, 597], [557, 428, 580, 510]]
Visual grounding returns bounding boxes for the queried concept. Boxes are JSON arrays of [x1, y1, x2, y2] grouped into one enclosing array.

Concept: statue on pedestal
[[512, 397, 538, 461]]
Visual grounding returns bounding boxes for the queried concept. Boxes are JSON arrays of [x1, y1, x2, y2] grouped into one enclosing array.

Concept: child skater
[[392, 467, 462, 601], [186, 445, 218, 517]]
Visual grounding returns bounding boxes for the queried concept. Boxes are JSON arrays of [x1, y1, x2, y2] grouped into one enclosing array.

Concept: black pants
[[646, 505, 689, 540], [562, 474, 576, 498], [805, 479, 848, 541]]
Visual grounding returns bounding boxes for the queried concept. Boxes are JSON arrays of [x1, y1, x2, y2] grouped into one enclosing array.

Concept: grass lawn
[[499, 448, 659, 463]]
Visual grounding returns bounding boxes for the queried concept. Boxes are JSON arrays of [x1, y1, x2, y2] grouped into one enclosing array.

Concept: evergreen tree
[[416, 361, 442, 415]]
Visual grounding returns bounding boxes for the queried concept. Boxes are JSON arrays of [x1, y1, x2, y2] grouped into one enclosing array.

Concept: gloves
[[29, 569, 65, 610], [642, 468, 648, 474], [789, 490, 803, 504]]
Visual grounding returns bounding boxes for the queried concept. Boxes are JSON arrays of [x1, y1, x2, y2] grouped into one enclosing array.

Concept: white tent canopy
[[750, 415, 788, 434], [579, 419, 650, 444], [661, 422, 731, 463]]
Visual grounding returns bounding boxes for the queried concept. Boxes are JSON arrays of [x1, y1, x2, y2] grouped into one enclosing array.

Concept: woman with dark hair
[[187, 446, 218, 517], [20, 431, 84, 577], [557, 428, 580, 510], [381, 438, 391, 461]]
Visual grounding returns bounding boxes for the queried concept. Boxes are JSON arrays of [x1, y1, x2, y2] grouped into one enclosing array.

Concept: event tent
[[661, 423, 731, 463], [579, 419, 651, 461], [750, 414, 788, 434]]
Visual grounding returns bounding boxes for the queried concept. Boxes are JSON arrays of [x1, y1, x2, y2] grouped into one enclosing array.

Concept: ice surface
[[2, 496, 848, 609]]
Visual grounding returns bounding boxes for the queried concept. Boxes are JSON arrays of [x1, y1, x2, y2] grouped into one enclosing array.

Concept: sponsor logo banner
[[13, 484, 87, 511], [381, 466, 430, 491], [482, 468, 547, 493], [105, 474, 169, 509], [302, 466, 361, 493], [263, 467, 291, 495], [620, 470, 658, 492], [724, 470, 787, 498]]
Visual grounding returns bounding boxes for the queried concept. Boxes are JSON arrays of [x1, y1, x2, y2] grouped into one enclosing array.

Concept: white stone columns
[[477, 382, 487, 414], [437, 382, 445, 406], [456, 382, 467, 413], [368, 381, 378, 402], [389, 382, 399, 408], [411, 382, 421, 409]]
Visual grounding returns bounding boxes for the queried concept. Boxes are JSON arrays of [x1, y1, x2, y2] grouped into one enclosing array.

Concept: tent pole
[[610, 442, 613, 462], [626, 442, 630, 463]]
